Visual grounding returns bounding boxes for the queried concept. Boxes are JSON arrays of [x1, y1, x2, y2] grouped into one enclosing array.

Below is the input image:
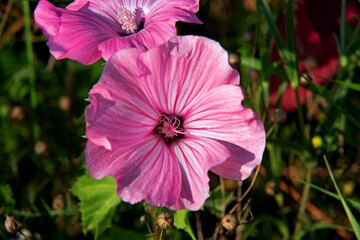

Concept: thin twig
[[229, 165, 261, 214], [195, 211, 204, 240]]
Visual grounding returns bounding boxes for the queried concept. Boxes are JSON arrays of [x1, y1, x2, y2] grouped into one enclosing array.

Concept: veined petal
[[170, 136, 230, 210], [34, 0, 120, 65], [210, 141, 259, 180], [85, 93, 156, 150], [185, 85, 265, 180], [90, 48, 160, 119], [85, 137, 182, 207], [98, 22, 175, 61], [136, 36, 239, 115], [145, 0, 202, 25]]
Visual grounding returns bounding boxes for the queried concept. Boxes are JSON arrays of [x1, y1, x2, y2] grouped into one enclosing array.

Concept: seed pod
[[52, 194, 65, 211], [5, 215, 22, 233], [265, 181, 278, 196], [221, 214, 239, 231], [299, 72, 312, 87], [157, 212, 174, 229], [228, 53, 240, 69], [271, 109, 287, 124], [34, 140, 48, 155]]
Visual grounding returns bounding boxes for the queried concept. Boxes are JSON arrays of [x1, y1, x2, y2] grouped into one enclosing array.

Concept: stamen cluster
[[117, 7, 144, 35], [156, 115, 185, 143]]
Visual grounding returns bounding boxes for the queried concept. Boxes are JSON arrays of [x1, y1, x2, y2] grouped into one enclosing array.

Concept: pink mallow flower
[[84, 36, 266, 210], [34, 0, 201, 65]]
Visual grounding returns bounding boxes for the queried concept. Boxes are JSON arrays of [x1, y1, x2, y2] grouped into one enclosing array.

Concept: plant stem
[[22, 0, 39, 142], [294, 166, 312, 233]]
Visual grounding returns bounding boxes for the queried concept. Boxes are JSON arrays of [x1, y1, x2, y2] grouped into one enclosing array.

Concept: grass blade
[[324, 155, 360, 239]]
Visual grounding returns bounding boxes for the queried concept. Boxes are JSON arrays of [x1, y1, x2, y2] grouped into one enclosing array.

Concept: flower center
[[117, 6, 145, 35], [156, 115, 185, 143]]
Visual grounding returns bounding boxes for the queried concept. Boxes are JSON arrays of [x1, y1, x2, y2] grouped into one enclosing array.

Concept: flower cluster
[[35, 0, 266, 210]]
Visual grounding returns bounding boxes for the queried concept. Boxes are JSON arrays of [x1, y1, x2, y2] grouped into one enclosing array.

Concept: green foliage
[[71, 171, 121, 238], [174, 210, 196, 240], [324, 155, 360, 239]]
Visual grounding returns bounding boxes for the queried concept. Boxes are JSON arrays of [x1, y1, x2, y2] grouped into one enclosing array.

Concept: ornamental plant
[[85, 35, 266, 210], [34, 0, 201, 64]]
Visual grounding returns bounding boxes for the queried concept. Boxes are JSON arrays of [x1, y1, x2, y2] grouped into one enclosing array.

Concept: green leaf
[[240, 56, 262, 70], [326, 78, 360, 91], [174, 210, 196, 240], [72, 172, 121, 239], [258, 0, 298, 87], [324, 155, 360, 239], [284, 0, 299, 88], [301, 181, 360, 211], [307, 82, 360, 130]]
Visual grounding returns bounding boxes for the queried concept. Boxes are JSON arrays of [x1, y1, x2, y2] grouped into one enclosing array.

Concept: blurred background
[[1, 0, 360, 239]]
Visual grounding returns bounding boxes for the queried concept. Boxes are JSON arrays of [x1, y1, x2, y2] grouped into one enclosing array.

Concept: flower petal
[[170, 136, 230, 210], [136, 35, 240, 115], [34, 0, 118, 64], [86, 49, 161, 150], [85, 93, 156, 150], [85, 137, 182, 207], [210, 141, 258, 180], [185, 85, 265, 180]]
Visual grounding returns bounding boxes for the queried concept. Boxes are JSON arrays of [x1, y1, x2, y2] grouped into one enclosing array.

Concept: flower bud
[[221, 214, 239, 231], [157, 212, 174, 229], [5, 215, 22, 233], [271, 109, 287, 124], [311, 135, 323, 149]]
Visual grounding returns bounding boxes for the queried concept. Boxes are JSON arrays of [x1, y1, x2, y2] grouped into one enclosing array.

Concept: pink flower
[[85, 36, 266, 210], [34, 0, 201, 65]]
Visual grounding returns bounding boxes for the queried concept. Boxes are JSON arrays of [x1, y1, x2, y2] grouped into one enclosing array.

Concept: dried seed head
[[228, 53, 240, 69], [265, 181, 278, 196], [5, 215, 22, 233], [34, 140, 48, 155], [9, 106, 25, 122], [271, 109, 287, 124], [59, 96, 71, 112], [140, 215, 146, 225], [299, 73, 312, 87], [157, 212, 174, 229], [52, 194, 65, 211], [221, 214, 239, 231]]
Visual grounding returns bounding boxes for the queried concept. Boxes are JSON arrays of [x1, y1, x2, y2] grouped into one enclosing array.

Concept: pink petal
[[210, 141, 260, 180], [85, 137, 182, 207], [86, 49, 161, 150], [85, 93, 156, 150], [184, 85, 265, 180], [170, 136, 230, 210], [34, 0, 118, 65], [136, 35, 240, 116]]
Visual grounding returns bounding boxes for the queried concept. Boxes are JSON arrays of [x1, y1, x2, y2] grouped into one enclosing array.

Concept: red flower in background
[[269, 0, 359, 113]]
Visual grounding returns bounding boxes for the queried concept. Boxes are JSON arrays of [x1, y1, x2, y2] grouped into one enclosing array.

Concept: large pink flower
[[34, 0, 201, 65], [85, 36, 266, 210]]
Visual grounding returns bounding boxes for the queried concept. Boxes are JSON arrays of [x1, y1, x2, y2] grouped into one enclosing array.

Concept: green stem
[[22, 0, 39, 141], [294, 166, 312, 233], [340, 0, 346, 52], [159, 229, 163, 240]]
